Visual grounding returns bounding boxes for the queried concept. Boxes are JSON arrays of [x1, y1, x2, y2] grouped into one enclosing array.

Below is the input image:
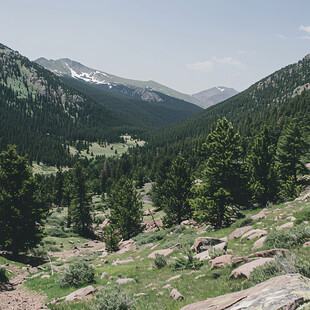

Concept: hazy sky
[[1, 0, 310, 93]]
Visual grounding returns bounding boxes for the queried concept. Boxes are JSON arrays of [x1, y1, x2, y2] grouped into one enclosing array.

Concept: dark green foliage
[[280, 176, 303, 199], [102, 226, 120, 252], [295, 207, 310, 225], [160, 156, 192, 226], [232, 217, 253, 228], [247, 260, 282, 286], [132, 229, 168, 247], [190, 119, 246, 228], [154, 254, 168, 269], [0, 145, 46, 255], [277, 119, 308, 183], [108, 177, 144, 240], [67, 162, 93, 237], [0, 267, 8, 284], [57, 260, 95, 287], [54, 170, 64, 206], [247, 127, 279, 206], [264, 224, 310, 249], [171, 251, 203, 271], [91, 286, 134, 310]]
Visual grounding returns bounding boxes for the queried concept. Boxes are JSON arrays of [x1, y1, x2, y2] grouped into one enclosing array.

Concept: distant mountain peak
[[192, 86, 239, 108], [35, 57, 200, 105]]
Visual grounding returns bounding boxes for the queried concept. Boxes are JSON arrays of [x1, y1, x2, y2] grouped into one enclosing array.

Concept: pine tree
[[70, 162, 93, 237], [0, 145, 46, 255], [277, 119, 308, 182], [247, 127, 279, 206], [54, 169, 64, 206], [190, 118, 246, 228], [160, 156, 192, 226], [108, 176, 143, 240]]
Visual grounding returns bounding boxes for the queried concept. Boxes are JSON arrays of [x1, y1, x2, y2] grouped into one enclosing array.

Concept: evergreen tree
[[54, 170, 64, 206], [0, 145, 46, 255], [70, 162, 93, 237], [160, 156, 192, 226], [190, 118, 246, 228], [247, 127, 279, 206], [108, 176, 143, 240], [277, 119, 308, 182]]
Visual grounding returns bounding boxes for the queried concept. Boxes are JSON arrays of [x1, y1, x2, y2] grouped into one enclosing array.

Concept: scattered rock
[[170, 288, 184, 301], [116, 278, 135, 285], [134, 293, 147, 297], [112, 257, 134, 265], [229, 257, 275, 279], [65, 285, 96, 301], [163, 284, 171, 289], [191, 237, 223, 252], [251, 210, 266, 221], [148, 248, 173, 259], [241, 229, 267, 240], [117, 239, 136, 254], [194, 250, 211, 261], [303, 241, 310, 248], [277, 222, 294, 230], [100, 272, 108, 280], [254, 249, 288, 257], [167, 274, 181, 282], [180, 274, 310, 310], [195, 274, 206, 279], [229, 226, 253, 240], [40, 275, 50, 279], [210, 255, 233, 270], [252, 236, 267, 250]]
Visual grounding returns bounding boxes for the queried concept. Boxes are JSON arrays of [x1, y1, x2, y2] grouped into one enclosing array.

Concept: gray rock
[[170, 288, 184, 301]]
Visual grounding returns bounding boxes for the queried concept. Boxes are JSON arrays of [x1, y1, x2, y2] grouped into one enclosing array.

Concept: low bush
[[295, 257, 310, 278], [233, 217, 253, 228], [295, 208, 310, 225], [133, 229, 168, 247], [171, 251, 203, 271], [154, 254, 168, 269], [57, 260, 95, 287], [264, 224, 310, 249], [0, 267, 8, 284], [91, 286, 134, 310], [209, 247, 226, 259]]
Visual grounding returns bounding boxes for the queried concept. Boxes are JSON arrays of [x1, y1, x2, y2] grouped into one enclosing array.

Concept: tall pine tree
[[0, 145, 46, 255], [190, 118, 246, 228], [108, 176, 143, 240], [247, 127, 279, 206], [160, 156, 192, 226]]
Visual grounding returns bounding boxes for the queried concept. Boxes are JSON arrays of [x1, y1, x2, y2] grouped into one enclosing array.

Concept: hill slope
[[148, 53, 310, 147]]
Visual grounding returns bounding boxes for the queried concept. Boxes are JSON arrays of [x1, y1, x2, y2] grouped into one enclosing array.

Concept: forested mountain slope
[[60, 76, 202, 129], [0, 43, 144, 165], [147, 54, 310, 147]]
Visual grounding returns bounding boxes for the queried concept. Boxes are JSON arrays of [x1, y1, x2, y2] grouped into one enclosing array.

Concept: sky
[[1, 0, 310, 94]]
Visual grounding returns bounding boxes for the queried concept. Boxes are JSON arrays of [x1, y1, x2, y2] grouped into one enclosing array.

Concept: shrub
[[295, 257, 310, 278], [0, 267, 8, 284], [132, 229, 168, 247], [295, 208, 310, 225], [247, 260, 282, 286], [233, 217, 253, 228], [171, 251, 203, 271], [91, 286, 134, 310], [103, 226, 120, 252], [57, 260, 95, 287], [209, 247, 225, 259], [264, 224, 310, 249], [154, 254, 168, 269]]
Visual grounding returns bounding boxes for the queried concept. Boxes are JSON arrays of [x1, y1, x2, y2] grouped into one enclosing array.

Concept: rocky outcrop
[[229, 226, 252, 240], [229, 257, 274, 279], [116, 278, 135, 285], [65, 285, 96, 301], [180, 274, 310, 310], [191, 237, 223, 252], [148, 248, 173, 259], [117, 239, 136, 254], [241, 229, 267, 240], [251, 210, 266, 221], [210, 255, 233, 269], [170, 288, 184, 301], [252, 236, 267, 250], [277, 222, 294, 230]]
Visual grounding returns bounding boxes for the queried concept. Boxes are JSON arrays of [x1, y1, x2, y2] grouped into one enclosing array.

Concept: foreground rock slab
[[229, 226, 252, 240], [180, 274, 310, 310], [65, 285, 95, 301]]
